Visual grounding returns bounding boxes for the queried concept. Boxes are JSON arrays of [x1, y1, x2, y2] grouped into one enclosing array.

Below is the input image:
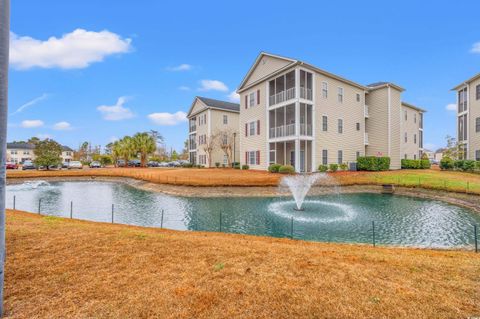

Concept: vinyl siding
[[195, 109, 209, 166], [209, 110, 240, 166], [468, 77, 480, 159], [389, 88, 402, 169], [365, 88, 389, 158], [400, 105, 422, 160], [243, 55, 293, 88], [314, 73, 365, 166], [239, 82, 267, 169]]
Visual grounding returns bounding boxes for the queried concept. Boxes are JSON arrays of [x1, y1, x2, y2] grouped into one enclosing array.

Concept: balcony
[[300, 124, 312, 136], [364, 105, 369, 118], [189, 125, 197, 133], [269, 87, 296, 106], [269, 124, 296, 138], [299, 87, 313, 100], [364, 133, 369, 145]]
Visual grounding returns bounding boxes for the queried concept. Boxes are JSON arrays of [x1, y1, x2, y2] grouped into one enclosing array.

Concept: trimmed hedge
[[440, 157, 480, 172], [241, 165, 250, 170], [357, 156, 390, 171], [318, 164, 328, 172], [329, 164, 338, 172], [440, 157, 454, 170], [268, 163, 282, 173], [401, 159, 431, 169], [278, 165, 295, 174]]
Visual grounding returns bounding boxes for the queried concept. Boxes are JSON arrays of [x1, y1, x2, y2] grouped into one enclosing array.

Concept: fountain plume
[[280, 173, 327, 210]]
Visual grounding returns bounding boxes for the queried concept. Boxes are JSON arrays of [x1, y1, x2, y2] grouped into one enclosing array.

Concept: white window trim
[[322, 81, 328, 98], [337, 87, 344, 103]]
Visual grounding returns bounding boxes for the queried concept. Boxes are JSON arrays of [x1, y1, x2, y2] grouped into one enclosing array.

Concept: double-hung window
[[249, 92, 256, 107], [322, 116, 328, 131], [322, 82, 328, 98], [337, 150, 343, 164], [338, 119, 343, 133], [223, 115, 228, 124], [337, 87, 343, 103], [322, 150, 328, 165], [249, 122, 256, 136]]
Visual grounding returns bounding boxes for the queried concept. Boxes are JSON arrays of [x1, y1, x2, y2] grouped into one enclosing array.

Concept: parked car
[[117, 160, 126, 167], [147, 161, 159, 167], [68, 161, 83, 169], [5, 162, 18, 169], [90, 161, 101, 168], [22, 160, 36, 170], [429, 159, 439, 165], [128, 159, 141, 167], [158, 162, 169, 167], [62, 162, 69, 169]]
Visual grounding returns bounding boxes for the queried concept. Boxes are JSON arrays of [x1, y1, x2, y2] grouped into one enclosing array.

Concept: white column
[[295, 139, 300, 173]]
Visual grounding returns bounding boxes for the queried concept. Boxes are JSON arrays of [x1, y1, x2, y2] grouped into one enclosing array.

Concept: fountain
[[280, 173, 326, 210]]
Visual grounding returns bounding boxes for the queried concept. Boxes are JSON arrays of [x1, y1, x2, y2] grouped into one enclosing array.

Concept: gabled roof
[[237, 52, 297, 92], [451, 72, 480, 91], [238, 52, 372, 93], [7, 142, 35, 150], [367, 82, 405, 92], [62, 146, 73, 152], [401, 102, 426, 113], [187, 96, 240, 117]]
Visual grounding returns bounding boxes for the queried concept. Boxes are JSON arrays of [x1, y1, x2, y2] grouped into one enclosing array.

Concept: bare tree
[[0, 0, 9, 314], [215, 128, 237, 167], [202, 132, 219, 167]]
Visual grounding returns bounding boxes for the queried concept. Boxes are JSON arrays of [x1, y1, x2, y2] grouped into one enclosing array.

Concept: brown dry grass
[[6, 167, 280, 186], [5, 210, 480, 318], [8, 167, 480, 195]]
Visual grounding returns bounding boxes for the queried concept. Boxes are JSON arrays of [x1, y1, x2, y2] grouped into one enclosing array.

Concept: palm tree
[[0, 0, 10, 314], [118, 136, 135, 164], [133, 132, 156, 167], [111, 141, 121, 167]]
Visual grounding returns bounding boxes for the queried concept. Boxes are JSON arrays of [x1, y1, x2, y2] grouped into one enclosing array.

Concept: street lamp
[[233, 132, 237, 167]]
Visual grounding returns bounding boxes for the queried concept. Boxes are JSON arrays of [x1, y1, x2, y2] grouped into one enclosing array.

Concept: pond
[[6, 180, 480, 249]]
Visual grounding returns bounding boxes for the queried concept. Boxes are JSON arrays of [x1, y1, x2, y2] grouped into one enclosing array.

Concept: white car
[[68, 161, 83, 169]]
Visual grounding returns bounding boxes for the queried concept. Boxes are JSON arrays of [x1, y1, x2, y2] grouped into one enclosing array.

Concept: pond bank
[[7, 175, 480, 213]]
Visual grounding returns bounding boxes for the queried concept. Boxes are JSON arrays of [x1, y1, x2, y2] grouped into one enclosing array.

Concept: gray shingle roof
[[197, 96, 240, 112], [7, 142, 35, 150], [62, 146, 73, 152]]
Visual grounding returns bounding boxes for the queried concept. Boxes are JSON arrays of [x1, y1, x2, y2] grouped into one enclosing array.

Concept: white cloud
[[471, 42, 480, 54], [20, 119, 44, 128], [10, 29, 132, 70], [228, 91, 240, 102], [198, 80, 228, 92], [148, 111, 187, 126], [53, 121, 72, 130], [178, 86, 191, 91], [445, 103, 457, 111], [167, 64, 192, 71], [97, 97, 134, 121], [11, 93, 49, 115]]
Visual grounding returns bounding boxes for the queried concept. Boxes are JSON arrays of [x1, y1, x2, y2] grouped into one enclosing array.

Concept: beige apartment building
[[236, 52, 425, 171], [6, 142, 74, 164], [187, 97, 240, 167], [453, 72, 480, 160]]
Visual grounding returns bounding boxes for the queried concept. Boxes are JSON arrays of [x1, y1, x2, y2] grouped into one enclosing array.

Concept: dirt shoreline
[[7, 175, 480, 213]]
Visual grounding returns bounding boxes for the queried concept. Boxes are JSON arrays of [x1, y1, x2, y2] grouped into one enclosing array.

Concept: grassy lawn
[[4, 210, 479, 318], [7, 167, 480, 194]]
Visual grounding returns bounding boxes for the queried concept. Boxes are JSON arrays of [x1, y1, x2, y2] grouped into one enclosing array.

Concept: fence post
[[70, 201, 73, 219], [372, 221, 376, 247], [111, 204, 114, 223], [160, 209, 164, 229], [13, 195, 15, 210], [290, 216, 294, 239], [475, 225, 478, 253], [219, 211, 222, 232], [38, 199, 41, 214]]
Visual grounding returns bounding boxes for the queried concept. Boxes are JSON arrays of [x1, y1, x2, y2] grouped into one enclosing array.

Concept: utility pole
[[0, 0, 10, 315]]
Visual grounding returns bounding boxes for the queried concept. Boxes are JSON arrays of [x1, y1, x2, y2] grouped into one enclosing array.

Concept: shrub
[[241, 165, 249, 170], [339, 163, 348, 171], [268, 163, 282, 173], [454, 160, 464, 170], [329, 164, 338, 172], [215, 162, 220, 168], [222, 164, 226, 168], [401, 159, 431, 169], [318, 164, 328, 172], [278, 165, 295, 174], [357, 156, 390, 171], [233, 163, 240, 169], [462, 160, 476, 172], [231, 162, 239, 168], [440, 156, 454, 170], [181, 163, 193, 168], [420, 159, 431, 169]]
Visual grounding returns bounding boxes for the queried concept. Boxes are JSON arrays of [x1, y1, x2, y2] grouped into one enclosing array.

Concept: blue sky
[[6, 0, 480, 152]]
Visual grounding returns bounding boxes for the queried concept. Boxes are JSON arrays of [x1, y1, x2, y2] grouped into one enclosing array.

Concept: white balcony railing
[[269, 124, 296, 138], [269, 87, 296, 106], [300, 124, 312, 136], [364, 105, 369, 118], [364, 133, 369, 145], [299, 87, 313, 100]]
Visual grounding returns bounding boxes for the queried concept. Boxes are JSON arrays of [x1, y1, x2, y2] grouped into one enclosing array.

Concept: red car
[[6, 162, 18, 169]]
